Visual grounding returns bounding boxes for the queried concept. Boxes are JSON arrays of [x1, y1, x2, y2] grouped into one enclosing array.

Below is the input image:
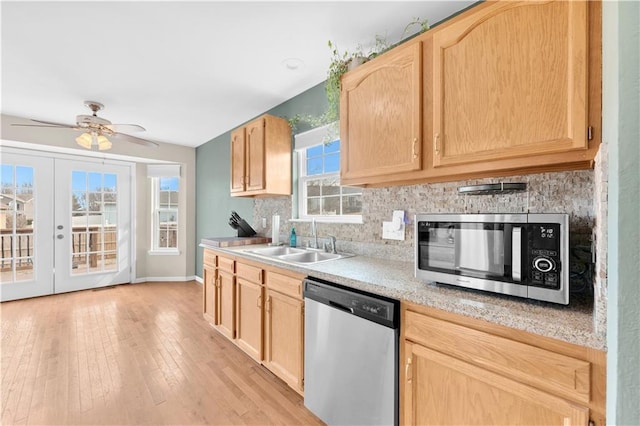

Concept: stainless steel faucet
[[325, 235, 337, 254], [311, 218, 318, 249]]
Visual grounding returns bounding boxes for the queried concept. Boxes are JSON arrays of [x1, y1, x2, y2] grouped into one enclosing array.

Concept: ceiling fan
[[11, 101, 159, 150]]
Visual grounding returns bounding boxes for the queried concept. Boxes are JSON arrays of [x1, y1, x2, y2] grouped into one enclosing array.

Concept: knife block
[[237, 218, 257, 237], [237, 227, 255, 237]]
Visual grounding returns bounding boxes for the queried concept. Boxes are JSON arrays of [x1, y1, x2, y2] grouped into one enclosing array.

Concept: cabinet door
[[235, 278, 263, 361], [215, 270, 235, 340], [230, 127, 246, 193], [402, 341, 589, 426], [430, 1, 589, 168], [245, 118, 265, 192], [264, 289, 304, 394], [203, 266, 218, 325], [340, 42, 422, 183]]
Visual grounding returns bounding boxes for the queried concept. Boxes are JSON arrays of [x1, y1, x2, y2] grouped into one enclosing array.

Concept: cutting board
[[201, 236, 271, 248]]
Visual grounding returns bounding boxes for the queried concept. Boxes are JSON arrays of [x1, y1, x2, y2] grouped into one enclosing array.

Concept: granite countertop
[[200, 242, 606, 351]]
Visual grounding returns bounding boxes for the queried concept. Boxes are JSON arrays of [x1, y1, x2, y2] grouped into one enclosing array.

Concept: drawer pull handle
[[434, 133, 440, 155], [257, 295, 262, 308], [405, 357, 413, 383], [412, 138, 419, 159]]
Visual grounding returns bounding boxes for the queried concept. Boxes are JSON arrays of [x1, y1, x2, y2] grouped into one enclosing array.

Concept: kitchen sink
[[246, 246, 306, 256], [279, 251, 342, 263], [244, 246, 352, 265]]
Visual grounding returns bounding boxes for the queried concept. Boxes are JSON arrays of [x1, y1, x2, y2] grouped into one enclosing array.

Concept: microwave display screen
[[532, 224, 560, 251]]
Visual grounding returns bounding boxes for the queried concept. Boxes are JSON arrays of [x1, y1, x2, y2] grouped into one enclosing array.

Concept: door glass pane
[[70, 171, 118, 275], [1, 164, 35, 283]]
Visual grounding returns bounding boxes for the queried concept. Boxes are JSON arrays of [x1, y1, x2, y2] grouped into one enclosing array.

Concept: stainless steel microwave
[[415, 213, 569, 305]]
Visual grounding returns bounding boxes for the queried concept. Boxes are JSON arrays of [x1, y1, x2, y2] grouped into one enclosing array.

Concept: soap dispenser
[[290, 227, 297, 248]]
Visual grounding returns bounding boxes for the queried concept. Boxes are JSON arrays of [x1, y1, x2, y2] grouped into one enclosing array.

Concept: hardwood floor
[[1, 281, 323, 425]]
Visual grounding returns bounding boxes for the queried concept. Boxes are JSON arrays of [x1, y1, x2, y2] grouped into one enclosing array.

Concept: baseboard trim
[[194, 275, 203, 284], [132, 275, 198, 284]]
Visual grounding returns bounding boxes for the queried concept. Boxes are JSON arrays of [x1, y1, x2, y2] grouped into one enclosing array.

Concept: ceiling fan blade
[[11, 119, 78, 129], [31, 119, 77, 127], [110, 132, 159, 148], [105, 123, 146, 133]]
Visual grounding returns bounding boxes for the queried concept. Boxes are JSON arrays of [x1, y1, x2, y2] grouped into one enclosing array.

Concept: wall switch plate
[[262, 217, 267, 229], [382, 210, 406, 240]]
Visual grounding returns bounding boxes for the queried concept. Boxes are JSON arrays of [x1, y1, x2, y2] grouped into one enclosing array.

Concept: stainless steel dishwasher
[[303, 277, 399, 426]]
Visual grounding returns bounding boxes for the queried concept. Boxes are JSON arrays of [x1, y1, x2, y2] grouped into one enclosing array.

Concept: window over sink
[[294, 123, 362, 223]]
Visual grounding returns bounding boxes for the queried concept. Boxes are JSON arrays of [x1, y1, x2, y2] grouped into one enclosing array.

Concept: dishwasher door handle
[[329, 300, 354, 314]]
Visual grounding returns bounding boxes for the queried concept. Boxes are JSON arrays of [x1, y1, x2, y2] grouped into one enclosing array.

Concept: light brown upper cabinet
[[340, 43, 422, 185], [429, 0, 589, 168], [339, 0, 601, 187], [230, 114, 292, 197]]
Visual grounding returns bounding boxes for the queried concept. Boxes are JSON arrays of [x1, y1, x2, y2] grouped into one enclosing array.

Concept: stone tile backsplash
[[254, 170, 595, 263]]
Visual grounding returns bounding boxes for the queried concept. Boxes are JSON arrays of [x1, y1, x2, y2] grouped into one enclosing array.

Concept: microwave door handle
[[512, 227, 522, 282]]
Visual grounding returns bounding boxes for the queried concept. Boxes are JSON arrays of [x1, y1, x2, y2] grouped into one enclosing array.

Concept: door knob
[[56, 234, 64, 239], [57, 225, 64, 230]]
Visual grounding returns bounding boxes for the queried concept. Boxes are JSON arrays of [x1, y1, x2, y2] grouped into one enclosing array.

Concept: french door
[[1, 151, 132, 301]]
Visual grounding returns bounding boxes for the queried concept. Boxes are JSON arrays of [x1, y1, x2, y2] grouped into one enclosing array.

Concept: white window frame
[[294, 123, 362, 224], [149, 175, 180, 255]]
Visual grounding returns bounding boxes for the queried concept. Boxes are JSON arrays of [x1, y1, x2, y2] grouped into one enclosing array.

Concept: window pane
[[103, 174, 117, 192], [16, 167, 33, 196], [88, 193, 102, 212], [72, 213, 88, 228], [342, 195, 363, 214], [307, 145, 323, 158], [104, 209, 117, 226], [324, 153, 340, 173], [324, 140, 340, 153], [1, 164, 13, 187], [307, 198, 321, 215], [321, 177, 340, 196], [306, 180, 321, 197], [159, 211, 177, 223], [102, 251, 117, 271], [72, 171, 86, 191], [103, 230, 117, 252], [160, 177, 178, 191], [322, 196, 340, 215], [306, 157, 323, 175], [88, 173, 102, 191]]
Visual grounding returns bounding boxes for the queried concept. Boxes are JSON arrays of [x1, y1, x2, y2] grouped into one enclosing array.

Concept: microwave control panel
[[529, 223, 561, 289]]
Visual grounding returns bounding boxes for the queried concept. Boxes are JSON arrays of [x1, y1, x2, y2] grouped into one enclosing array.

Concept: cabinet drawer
[[236, 262, 263, 284], [404, 311, 591, 404], [266, 272, 302, 298], [203, 250, 217, 268], [217, 256, 235, 274]]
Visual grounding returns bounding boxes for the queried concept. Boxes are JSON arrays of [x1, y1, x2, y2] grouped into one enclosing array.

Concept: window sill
[[148, 249, 181, 256], [290, 216, 363, 225]]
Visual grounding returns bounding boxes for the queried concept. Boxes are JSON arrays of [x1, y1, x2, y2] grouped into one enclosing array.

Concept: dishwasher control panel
[[303, 277, 399, 328]]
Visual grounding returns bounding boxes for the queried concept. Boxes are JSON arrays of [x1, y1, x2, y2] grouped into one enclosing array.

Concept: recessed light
[[282, 58, 304, 71]]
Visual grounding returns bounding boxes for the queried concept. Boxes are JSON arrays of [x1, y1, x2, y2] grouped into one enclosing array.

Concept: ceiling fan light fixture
[[76, 131, 112, 151], [76, 132, 93, 149], [97, 135, 112, 151]]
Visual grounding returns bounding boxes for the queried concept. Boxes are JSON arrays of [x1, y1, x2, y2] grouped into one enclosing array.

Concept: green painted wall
[[195, 82, 328, 275], [604, 1, 640, 424]]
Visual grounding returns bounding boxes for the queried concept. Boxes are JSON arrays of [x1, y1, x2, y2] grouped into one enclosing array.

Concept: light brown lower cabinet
[[235, 278, 263, 361], [404, 341, 589, 425], [202, 249, 304, 395], [215, 269, 235, 340], [263, 287, 304, 394], [401, 301, 606, 426], [203, 266, 217, 325]]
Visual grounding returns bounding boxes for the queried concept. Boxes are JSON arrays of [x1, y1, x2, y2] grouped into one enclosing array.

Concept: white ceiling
[[1, 1, 475, 148]]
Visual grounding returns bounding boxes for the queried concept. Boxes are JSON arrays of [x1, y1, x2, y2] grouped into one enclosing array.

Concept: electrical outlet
[[262, 217, 267, 229]]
